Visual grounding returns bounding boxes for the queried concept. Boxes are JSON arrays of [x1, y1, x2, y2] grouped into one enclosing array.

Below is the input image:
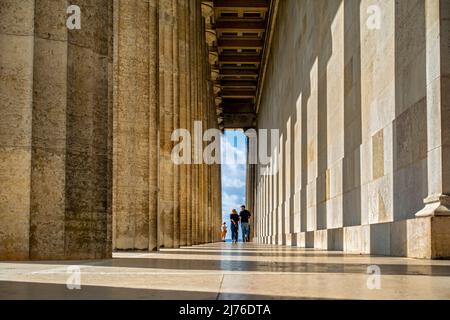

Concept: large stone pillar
[[60, 0, 112, 260], [173, 0, 180, 249], [178, 0, 189, 247], [247, 163, 256, 241], [412, 0, 450, 258], [186, 0, 196, 247], [193, 0, 201, 245], [201, 16, 209, 244], [158, 0, 176, 248], [197, 9, 205, 245], [113, 0, 158, 251], [0, 0, 35, 260], [148, 0, 159, 252], [1, 0, 112, 260]]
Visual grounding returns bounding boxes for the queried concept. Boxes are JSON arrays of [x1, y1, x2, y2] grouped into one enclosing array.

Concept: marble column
[[173, 0, 180, 249], [1, 0, 224, 261], [178, 0, 189, 247], [197, 9, 204, 245], [113, 0, 158, 251], [0, 0, 35, 260], [158, 0, 176, 248], [201, 16, 208, 244], [0, 0, 112, 260], [192, 0, 200, 245], [412, 0, 450, 258], [186, 0, 196, 247], [148, 0, 159, 252]]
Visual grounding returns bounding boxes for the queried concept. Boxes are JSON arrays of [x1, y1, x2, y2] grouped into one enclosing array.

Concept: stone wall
[[252, 0, 450, 258]]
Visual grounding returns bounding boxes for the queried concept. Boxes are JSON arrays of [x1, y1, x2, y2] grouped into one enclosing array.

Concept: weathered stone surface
[[0, 0, 35, 260], [1, 0, 112, 260]]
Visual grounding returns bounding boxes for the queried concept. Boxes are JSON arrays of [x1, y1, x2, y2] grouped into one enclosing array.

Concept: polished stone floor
[[1, 243, 450, 299]]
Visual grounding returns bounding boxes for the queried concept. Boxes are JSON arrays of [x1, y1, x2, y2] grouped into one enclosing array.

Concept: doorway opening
[[221, 130, 248, 242]]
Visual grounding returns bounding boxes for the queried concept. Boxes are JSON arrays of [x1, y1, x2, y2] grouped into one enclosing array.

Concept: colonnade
[[0, 0, 221, 261], [0, 0, 113, 260], [113, 0, 221, 251]]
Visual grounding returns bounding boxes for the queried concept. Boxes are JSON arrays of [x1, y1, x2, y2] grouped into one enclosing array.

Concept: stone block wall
[[252, 0, 450, 258]]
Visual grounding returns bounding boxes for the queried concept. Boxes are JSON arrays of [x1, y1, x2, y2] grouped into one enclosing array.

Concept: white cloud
[[221, 134, 246, 165], [222, 176, 245, 189], [222, 191, 245, 213], [220, 133, 247, 189]]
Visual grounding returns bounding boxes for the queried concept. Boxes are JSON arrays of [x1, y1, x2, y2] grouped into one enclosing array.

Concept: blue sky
[[221, 130, 247, 240]]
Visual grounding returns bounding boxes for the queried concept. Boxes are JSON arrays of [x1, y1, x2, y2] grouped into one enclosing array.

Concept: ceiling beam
[[222, 113, 256, 129], [221, 89, 256, 98], [220, 69, 259, 76], [218, 39, 264, 49], [220, 81, 257, 88], [219, 55, 261, 63], [215, 21, 266, 31], [221, 103, 255, 113], [213, 0, 268, 9]]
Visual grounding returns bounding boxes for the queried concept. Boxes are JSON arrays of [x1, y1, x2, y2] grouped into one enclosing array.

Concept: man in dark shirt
[[239, 205, 252, 242]]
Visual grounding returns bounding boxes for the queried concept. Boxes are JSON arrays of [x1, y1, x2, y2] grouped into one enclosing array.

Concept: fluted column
[[416, 0, 450, 217], [192, 0, 200, 245], [178, 0, 189, 247], [172, 0, 180, 249], [0, 0, 35, 260], [148, 0, 159, 252], [113, 0, 159, 251], [0, 0, 112, 260], [158, 0, 176, 248], [186, 0, 196, 247], [411, 0, 450, 259], [201, 16, 207, 244]]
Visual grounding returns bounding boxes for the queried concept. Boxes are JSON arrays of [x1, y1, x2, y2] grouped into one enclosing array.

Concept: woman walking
[[230, 209, 240, 243]]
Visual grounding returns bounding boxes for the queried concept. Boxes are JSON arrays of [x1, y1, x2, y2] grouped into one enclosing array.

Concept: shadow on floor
[[0, 281, 322, 300], [156, 250, 351, 258], [3, 257, 450, 276]]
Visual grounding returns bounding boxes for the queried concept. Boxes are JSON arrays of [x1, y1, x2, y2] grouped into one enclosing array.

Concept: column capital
[[416, 194, 450, 217], [201, 1, 214, 18]]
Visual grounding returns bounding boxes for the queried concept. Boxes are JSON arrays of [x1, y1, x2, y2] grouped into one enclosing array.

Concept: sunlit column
[[0, 0, 35, 260], [158, 0, 176, 248], [172, 0, 180, 249], [416, 0, 450, 217], [113, 0, 154, 252], [177, 0, 189, 247]]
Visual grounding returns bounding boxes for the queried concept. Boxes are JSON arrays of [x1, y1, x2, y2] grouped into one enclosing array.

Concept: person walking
[[230, 209, 240, 243], [239, 205, 252, 242], [221, 222, 228, 242]]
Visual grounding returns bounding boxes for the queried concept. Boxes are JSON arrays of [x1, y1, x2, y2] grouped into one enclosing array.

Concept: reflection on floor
[[1, 243, 450, 300]]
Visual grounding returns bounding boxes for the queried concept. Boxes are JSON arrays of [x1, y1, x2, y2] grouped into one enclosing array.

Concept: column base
[[416, 195, 450, 217], [407, 215, 450, 259], [410, 195, 450, 259]]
